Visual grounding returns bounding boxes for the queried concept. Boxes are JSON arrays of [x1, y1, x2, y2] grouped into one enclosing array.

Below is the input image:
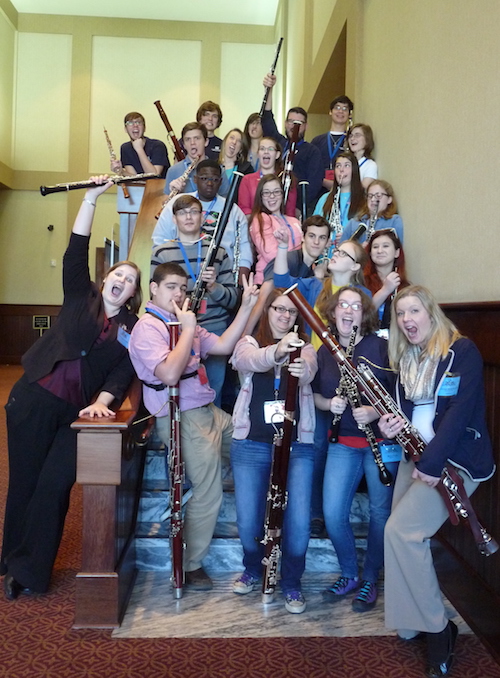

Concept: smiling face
[[124, 117, 145, 141], [303, 225, 330, 260], [261, 179, 283, 214], [268, 295, 299, 338], [370, 234, 399, 268], [348, 127, 366, 155], [334, 289, 363, 344], [330, 102, 351, 128], [102, 264, 138, 313], [183, 129, 208, 160], [395, 295, 433, 349], [150, 274, 188, 314]]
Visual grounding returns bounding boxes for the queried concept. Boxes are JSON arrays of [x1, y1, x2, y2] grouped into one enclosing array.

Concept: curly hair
[[323, 286, 379, 336]]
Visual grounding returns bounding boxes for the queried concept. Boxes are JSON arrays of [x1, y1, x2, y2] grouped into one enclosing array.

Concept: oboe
[[261, 339, 305, 603], [167, 322, 185, 598], [190, 170, 244, 314], [259, 37, 284, 118], [284, 283, 498, 555], [153, 100, 186, 163], [40, 172, 158, 196], [282, 121, 301, 207], [156, 156, 201, 219], [103, 126, 130, 198]]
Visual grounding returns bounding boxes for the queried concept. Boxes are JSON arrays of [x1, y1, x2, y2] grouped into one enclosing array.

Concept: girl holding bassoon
[[230, 288, 317, 613]]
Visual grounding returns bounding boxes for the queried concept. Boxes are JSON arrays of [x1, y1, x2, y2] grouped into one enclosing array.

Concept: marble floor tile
[[113, 572, 472, 639]]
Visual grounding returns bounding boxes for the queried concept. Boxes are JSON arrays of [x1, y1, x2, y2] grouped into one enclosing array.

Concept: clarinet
[[328, 186, 342, 244], [329, 325, 358, 442], [40, 172, 158, 196], [261, 339, 305, 603], [190, 170, 244, 314], [153, 100, 186, 162], [259, 37, 284, 118], [167, 322, 185, 598], [103, 126, 130, 199], [284, 283, 498, 555], [366, 200, 379, 241], [282, 121, 301, 207]]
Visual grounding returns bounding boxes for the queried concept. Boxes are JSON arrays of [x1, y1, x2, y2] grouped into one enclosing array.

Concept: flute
[[284, 283, 498, 556], [259, 37, 284, 118], [261, 338, 305, 603], [153, 100, 186, 163], [167, 322, 185, 599], [40, 172, 158, 196], [103, 126, 130, 199]]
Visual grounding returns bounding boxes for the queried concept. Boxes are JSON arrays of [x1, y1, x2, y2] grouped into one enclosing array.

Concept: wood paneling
[[0, 304, 61, 364]]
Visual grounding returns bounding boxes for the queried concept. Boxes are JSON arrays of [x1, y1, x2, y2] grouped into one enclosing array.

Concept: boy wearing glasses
[[311, 96, 354, 192], [111, 111, 169, 179], [260, 73, 324, 210], [129, 263, 258, 591]]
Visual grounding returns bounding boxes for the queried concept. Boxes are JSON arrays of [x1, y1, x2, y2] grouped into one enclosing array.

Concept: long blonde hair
[[388, 285, 462, 370]]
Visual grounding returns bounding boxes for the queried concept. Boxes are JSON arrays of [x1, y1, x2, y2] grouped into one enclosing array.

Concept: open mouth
[[111, 284, 123, 298]]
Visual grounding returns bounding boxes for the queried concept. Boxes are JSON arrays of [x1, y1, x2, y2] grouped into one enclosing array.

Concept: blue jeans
[[323, 442, 398, 583], [230, 438, 314, 593], [311, 408, 330, 521]]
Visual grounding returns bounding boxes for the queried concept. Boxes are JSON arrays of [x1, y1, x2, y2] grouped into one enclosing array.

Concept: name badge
[[117, 325, 131, 348], [324, 169, 335, 181], [438, 374, 460, 397], [379, 443, 403, 463], [264, 400, 285, 424]]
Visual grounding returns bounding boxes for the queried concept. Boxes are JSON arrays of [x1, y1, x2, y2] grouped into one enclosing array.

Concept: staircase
[[135, 441, 370, 577]]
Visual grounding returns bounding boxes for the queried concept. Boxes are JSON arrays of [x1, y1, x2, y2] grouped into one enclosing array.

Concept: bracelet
[[278, 245, 288, 250], [83, 198, 96, 207]]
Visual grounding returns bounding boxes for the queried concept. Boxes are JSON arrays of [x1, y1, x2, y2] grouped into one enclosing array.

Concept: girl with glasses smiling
[[249, 174, 302, 284], [230, 288, 317, 614], [341, 179, 404, 245]]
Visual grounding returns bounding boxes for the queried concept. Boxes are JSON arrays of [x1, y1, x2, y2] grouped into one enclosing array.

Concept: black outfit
[[1, 233, 137, 592], [120, 136, 170, 178]]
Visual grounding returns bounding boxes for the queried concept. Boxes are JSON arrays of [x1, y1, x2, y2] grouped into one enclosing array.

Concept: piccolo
[[103, 126, 130, 199], [284, 283, 498, 556], [259, 37, 284, 118], [154, 100, 186, 163], [261, 338, 304, 603], [40, 173, 158, 196]]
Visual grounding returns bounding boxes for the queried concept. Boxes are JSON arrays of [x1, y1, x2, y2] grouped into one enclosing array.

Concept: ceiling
[[9, 0, 280, 26]]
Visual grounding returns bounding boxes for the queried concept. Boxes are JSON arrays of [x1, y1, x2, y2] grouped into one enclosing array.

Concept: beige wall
[[1, 0, 499, 304]]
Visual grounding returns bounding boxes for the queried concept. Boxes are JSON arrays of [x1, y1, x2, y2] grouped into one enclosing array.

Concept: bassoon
[[167, 322, 185, 598], [261, 338, 305, 603], [259, 37, 284, 118], [190, 170, 244, 314], [40, 172, 158, 196], [153, 100, 186, 162], [298, 180, 309, 222], [103, 126, 130, 199], [284, 283, 498, 556]]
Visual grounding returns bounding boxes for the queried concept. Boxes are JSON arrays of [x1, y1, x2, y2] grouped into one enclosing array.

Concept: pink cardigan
[[249, 213, 303, 284]]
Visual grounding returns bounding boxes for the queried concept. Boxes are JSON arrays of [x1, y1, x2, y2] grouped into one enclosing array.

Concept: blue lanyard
[[340, 193, 350, 226], [327, 133, 346, 167], [284, 138, 304, 156], [177, 239, 202, 281], [359, 157, 367, 168], [275, 215, 296, 247]]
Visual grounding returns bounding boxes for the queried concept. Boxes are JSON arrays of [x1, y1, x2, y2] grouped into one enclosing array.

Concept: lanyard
[[177, 239, 202, 281], [283, 138, 304, 156], [359, 157, 367, 168], [275, 214, 296, 247], [327, 133, 346, 167]]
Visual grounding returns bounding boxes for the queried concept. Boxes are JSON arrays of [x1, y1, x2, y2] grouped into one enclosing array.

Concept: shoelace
[[331, 576, 351, 592], [356, 582, 373, 600]]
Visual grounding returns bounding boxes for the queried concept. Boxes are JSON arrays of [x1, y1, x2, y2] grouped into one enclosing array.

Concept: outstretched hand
[[85, 174, 114, 201], [240, 273, 259, 309]]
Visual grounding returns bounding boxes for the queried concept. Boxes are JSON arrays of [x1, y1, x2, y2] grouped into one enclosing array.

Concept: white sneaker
[[233, 572, 259, 594], [285, 591, 306, 614]]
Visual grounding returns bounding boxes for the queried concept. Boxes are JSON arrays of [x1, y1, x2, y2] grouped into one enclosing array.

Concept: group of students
[[0, 80, 495, 678]]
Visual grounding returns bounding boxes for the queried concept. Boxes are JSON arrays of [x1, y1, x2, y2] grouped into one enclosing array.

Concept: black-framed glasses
[[270, 305, 299, 317], [367, 192, 388, 200], [332, 247, 356, 263]]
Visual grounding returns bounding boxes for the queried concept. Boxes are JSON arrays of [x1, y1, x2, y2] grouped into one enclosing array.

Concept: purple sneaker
[[322, 575, 359, 603], [352, 580, 378, 612], [233, 572, 259, 594]]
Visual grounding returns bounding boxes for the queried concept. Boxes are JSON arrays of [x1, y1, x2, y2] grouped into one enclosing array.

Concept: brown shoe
[[185, 567, 213, 591]]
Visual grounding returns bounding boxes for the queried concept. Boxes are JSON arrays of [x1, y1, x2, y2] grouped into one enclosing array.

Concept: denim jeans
[[323, 442, 398, 583], [230, 438, 314, 593], [311, 408, 331, 521]]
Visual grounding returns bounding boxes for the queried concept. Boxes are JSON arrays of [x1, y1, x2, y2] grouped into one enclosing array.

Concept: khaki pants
[[156, 403, 233, 572], [384, 459, 478, 633]]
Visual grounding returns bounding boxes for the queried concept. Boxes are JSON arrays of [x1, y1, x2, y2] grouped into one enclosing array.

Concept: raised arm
[[72, 175, 114, 236]]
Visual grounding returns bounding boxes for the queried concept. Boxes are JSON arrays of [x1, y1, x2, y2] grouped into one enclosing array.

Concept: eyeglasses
[[259, 146, 278, 153], [332, 247, 356, 263], [286, 119, 305, 125], [125, 120, 143, 126], [333, 105, 350, 112], [197, 176, 220, 183], [338, 300, 362, 311], [270, 305, 299, 317], [175, 209, 201, 217], [262, 189, 283, 198], [367, 192, 389, 200], [349, 132, 364, 139]]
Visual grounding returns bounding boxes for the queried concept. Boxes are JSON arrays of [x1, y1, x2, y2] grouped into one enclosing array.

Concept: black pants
[[1, 375, 79, 592]]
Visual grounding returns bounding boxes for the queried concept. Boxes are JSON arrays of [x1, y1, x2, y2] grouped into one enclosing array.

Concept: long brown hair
[[364, 229, 409, 295], [254, 288, 307, 347], [250, 174, 284, 251], [322, 151, 364, 220]]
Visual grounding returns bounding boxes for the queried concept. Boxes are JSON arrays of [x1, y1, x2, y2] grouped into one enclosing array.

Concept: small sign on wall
[[33, 315, 51, 336]]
